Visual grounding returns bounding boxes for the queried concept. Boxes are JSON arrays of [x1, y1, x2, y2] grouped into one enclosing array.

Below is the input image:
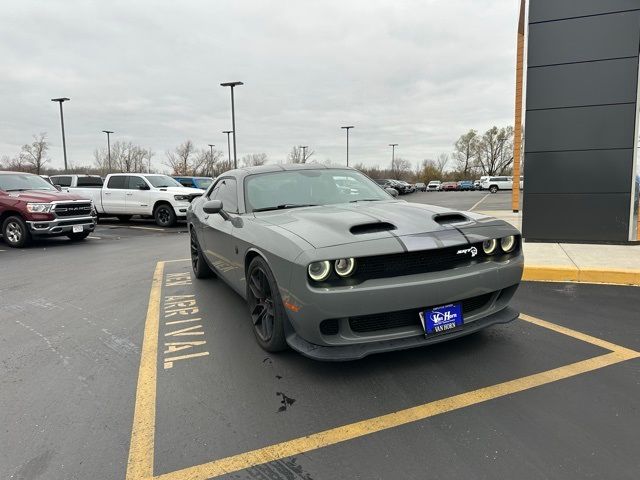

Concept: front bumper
[[27, 216, 96, 236]]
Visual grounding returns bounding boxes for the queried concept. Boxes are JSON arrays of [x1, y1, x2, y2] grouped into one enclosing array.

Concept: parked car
[[457, 180, 475, 191], [50, 174, 104, 189], [373, 179, 399, 196], [397, 180, 415, 194], [440, 181, 459, 191], [188, 164, 523, 360], [173, 176, 215, 190], [415, 182, 426, 192], [61, 173, 204, 227], [426, 181, 441, 191], [0, 171, 96, 247], [480, 176, 513, 193]]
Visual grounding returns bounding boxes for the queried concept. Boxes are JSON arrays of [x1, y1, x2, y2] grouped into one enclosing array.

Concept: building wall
[[523, 0, 640, 242]]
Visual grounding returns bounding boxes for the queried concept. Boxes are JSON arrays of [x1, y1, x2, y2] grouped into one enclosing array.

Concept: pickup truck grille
[[54, 202, 92, 217]]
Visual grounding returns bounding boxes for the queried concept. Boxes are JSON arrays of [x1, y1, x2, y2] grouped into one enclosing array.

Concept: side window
[[77, 176, 103, 187], [179, 179, 193, 187], [210, 178, 238, 213], [107, 176, 126, 189], [127, 176, 148, 190], [53, 176, 72, 187]]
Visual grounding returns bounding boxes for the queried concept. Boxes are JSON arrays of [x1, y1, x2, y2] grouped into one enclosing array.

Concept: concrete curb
[[523, 265, 640, 286]]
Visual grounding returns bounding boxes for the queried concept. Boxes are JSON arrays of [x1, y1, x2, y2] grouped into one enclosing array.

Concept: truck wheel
[[2, 215, 31, 248], [117, 215, 132, 222], [489, 185, 499, 193], [154, 204, 176, 227], [67, 231, 90, 241]]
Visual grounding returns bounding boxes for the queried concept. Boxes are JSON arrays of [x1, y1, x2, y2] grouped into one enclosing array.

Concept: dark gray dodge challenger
[[188, 164, 523, 360]]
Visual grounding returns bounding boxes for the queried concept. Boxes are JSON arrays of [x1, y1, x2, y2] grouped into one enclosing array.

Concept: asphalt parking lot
[[1, 197, 638, 480]]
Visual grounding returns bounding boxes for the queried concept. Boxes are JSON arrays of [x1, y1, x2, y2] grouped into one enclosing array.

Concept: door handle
[[104, 192, 111, 195], [126, 193, 133, 196]]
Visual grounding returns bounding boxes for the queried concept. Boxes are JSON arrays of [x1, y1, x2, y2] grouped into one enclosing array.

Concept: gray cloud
[[0, 0, 518, 170]]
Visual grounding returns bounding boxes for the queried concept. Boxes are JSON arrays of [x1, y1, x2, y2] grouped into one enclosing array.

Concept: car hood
[[3, 190, 90, 203], [256, 200, 511, 249]]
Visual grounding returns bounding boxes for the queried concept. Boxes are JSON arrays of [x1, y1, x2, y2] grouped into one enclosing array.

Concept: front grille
[[54, 203, 92, 217], [348, 292, 496, 333]]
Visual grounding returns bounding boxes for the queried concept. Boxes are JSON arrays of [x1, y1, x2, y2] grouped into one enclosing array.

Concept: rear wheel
[[246, 256, 288, 352], [67, 231, 90, 241], [190, 229, 214, 279], [489, 185, 499, 193], [154, 204, 176, 227], [2, 216, 30, 248]]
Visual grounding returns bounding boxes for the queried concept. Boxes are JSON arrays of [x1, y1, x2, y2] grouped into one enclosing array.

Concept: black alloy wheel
[[246, 257, 287, 352], [190, 230, 214, 278], [154, 204, 176, 227]]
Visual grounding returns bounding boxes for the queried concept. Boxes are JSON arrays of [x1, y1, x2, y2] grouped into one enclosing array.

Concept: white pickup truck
[[52, 173, 204, 227]]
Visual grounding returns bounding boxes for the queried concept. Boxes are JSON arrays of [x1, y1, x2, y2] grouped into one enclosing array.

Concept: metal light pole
[[341, 126, 354, 166], [222, 131, 232, 169], [51, 97, 70, 172], [208, 144, 215, 176], [300, 145, 308, 163], [102, 130, 113, 172], [220, 81, 243, 169], [389, 143, 398, 166]]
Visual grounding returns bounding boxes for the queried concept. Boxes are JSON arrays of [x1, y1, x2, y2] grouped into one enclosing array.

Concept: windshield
[[245, 169, 392, 212], [0, 173, 57, 192], [144, 175, 183, 188]]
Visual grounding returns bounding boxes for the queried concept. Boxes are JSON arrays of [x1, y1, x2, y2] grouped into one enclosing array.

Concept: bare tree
[[193, 148, 224, 176], [19, 133, 49, 174], [390, 157, 412, 179], [1, 154, 29, 172], [165, 140, 196, 175], [94, 141, 154, 174], [475, 126, 514, 175], [287, 145, 314, 164], [241, 153, 269, 167], [435, 153, 449, 177], [453, 130, 478, 177]]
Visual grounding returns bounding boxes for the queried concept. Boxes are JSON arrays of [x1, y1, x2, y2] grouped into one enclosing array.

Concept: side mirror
[[385, 187, 399, 197], [203, 199, 230, 220], [138, 184, 150, 190]]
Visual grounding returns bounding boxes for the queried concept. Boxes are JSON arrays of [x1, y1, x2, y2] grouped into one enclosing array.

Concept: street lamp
[[220, 81, 243, 169], [341, 126, 354, 166], [389, 143, 398, 165], [300, 145, 308, 163], [51, 97, 70, 172], [207, 144, 215, 177], [222, 131, 233, 169], [102, 130, 113, 172]]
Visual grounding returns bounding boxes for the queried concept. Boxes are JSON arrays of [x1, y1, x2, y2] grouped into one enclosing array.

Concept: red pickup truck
[[0, 171, 97, 248]]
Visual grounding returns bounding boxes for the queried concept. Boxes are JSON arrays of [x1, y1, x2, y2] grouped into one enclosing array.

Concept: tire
[[154, 204, 176, 227], [67, 231, 90, 241], [190, 229, 214, 279], [246, 256, 288, 352], [489, 185, 499, 193], [2, 215, 31, 248], [117, 215, 132, 222]]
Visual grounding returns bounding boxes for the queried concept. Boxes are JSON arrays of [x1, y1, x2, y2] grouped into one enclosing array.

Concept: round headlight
[[334, 258, 356, 277], [308, 261, 331, 281], [500, 235, 516, 253], [482, 239, 498, 255]]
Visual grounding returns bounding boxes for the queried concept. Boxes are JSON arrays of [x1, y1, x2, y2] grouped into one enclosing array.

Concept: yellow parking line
[[126, 261, 164, 480], [126, 261, 640, 480]]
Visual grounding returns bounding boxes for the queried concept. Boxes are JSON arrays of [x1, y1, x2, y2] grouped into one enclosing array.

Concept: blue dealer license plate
[[419, 303, 464, 335]]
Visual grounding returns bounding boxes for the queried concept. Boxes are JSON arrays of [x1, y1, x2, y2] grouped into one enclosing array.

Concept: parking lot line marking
[[129, 261, 640, 480], [126, 261, 164, 480], [469, 193, 489, 211], [162, 258, 190, 264], [129, 226, 166, 232], [155, 350, 638, 480]]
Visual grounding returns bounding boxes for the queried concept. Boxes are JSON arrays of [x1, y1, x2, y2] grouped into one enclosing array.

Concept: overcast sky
[[0, 0, 518, 171]]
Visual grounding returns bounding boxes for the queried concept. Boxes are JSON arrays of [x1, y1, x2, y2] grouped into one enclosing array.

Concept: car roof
[[220, 163, 355, 179]]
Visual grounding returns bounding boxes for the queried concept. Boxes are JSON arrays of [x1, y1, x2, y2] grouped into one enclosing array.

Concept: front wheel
[[154, 204, 176, 227], [67, 231, 90, 241], [246, 256, 288, 352], [489, 185, 499, 193], [2, 216, 31, 248]]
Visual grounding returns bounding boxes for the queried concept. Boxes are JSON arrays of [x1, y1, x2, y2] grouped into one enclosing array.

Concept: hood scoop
[[433, 213, 468, 225], [350, 222, 397, 235]]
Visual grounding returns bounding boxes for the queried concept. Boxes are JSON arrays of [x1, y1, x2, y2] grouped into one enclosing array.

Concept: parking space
[[408, 190, 521, 212], [2, 226, 639, 479]]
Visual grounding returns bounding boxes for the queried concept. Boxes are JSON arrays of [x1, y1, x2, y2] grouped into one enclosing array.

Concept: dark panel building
[[523, 0, 640, 242]]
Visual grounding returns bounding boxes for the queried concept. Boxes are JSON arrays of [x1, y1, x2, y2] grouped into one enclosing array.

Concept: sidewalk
[[478, 210, 640, 286]]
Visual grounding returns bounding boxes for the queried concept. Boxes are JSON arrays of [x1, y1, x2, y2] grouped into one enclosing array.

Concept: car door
[[200, 177, 241, 287], [103, 176, 128, 213], [125, 175, 152, 215]]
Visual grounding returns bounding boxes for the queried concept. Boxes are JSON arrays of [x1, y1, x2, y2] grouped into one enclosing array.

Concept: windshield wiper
[[6, 188, 31, 192], [349, 199, 382, 202], [253, 203, 318, 212]]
